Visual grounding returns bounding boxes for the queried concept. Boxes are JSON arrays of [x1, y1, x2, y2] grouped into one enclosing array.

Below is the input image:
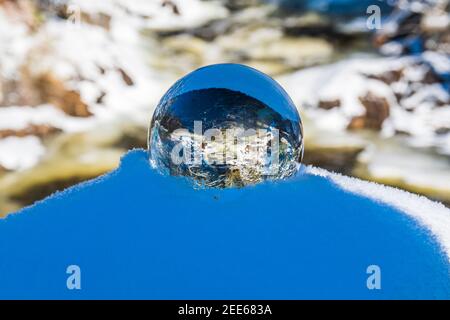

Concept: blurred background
[[0, 0, 449, 216]]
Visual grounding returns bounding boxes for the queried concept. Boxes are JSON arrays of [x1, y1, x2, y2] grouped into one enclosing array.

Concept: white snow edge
[[307, 166, 450, 260]]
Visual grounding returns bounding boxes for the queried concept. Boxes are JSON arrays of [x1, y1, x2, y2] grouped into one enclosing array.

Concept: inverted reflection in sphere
[[148, 64, 303, 188]]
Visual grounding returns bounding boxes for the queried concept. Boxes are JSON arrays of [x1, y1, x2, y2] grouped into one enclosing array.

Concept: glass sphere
[[148, 64, 304, 188]]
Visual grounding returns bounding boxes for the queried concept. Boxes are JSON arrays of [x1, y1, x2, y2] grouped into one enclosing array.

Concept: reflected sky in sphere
[[148, 64, 303, 188]]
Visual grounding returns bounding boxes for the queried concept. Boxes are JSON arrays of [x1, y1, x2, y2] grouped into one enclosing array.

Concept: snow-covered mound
[[0, 149, 448, 299]]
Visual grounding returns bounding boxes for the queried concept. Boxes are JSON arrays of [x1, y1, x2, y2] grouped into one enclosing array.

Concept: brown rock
[[436, 127, 450, 135], [10, 174, 104, 208], [0, 124, 62, 139], [302, 146, 364, 176], [1, 0, 40, 30], [162, 0, 180, 16], [347, 116, 366, 130], [0, 77, 41, 107], [318, 99, 341, 110], [367, 69, 403, 84], [348, 92, 390, 131], [81, 12, 111, 30], [96, 91, 106, 104], [118, 68, 134, 86], [423, 68, 440, 84], [34, 73, 92, 117]]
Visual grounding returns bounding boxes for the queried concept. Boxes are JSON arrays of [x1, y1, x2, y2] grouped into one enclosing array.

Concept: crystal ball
[[148, 64, 304, 188]]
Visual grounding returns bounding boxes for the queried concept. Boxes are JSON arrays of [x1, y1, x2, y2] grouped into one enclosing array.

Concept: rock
[[96, 91, 106, 104], [302, 145, 363, 176], [0, 129, 124, 215], [10, 174, 98, 208], [223, 0, 260, 12], [364, 58, 449, 108], [234, 33, 334, 69], [112, 127, 147, 150], [366, 69, 403, 85], [422, 67, 441, 84], [348, 92, 390, 131], [375, 1, 450, 55], [185, 19, 234, 42], [0, 78, 39, 107], [38, 0, 112, 29], [34, 73, 92, 117], [282, 12, 333, 38], [436, 127, 450, 135], [81, 11, 111, 30], [394, 129, 411, 136], [117, 68, 134, 86], [162, 0, 180, 16], [318, 99, 340, 110], [347, 116, 366, 130], [1, 0, 39, 30], [36, 0, 66, 16], [0, 124, 62, 139]]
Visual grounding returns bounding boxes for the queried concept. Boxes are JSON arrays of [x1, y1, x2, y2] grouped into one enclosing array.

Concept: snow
[[0, 149, 448, 299], [0, 105, 100, 170], [74, 0, 229, 31], [278, 56, 401, 130], [33, 13, 170, 115], [0, 9, 34, 79], [423, 50, 450, 74], [0, 136, 45, 170], [0, 105, 95, 132], [307, 166, 450, 258], [277, 55, 450, 154], [422, 10, 450, 30], [361, 140, 450, 191], [0, 0, 231, 171]]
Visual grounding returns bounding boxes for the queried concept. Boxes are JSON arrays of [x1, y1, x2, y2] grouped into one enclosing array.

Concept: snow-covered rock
[[0, 149, 448, 299], [0, 0, 229, 171], [278, 55, 450, 155]]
